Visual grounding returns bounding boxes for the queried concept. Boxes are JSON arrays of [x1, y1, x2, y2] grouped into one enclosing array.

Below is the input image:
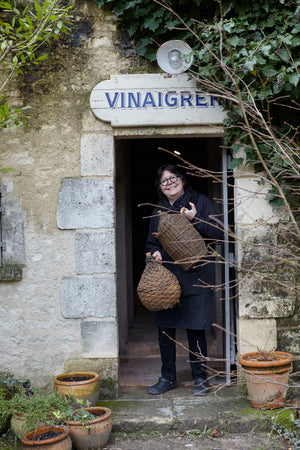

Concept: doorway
[[115, 136, 235, 387]]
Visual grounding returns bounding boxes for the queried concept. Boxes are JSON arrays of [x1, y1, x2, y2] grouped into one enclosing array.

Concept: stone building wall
[[235, 165, 299, 372], [0, 0, 151, 396]]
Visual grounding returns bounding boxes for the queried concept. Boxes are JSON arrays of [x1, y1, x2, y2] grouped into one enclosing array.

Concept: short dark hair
[[155, 164, 191, 199]]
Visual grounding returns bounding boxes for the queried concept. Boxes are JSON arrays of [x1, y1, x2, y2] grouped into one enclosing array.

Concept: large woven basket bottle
[[152, 211, 207, 271], [137, 253, 181, 311]]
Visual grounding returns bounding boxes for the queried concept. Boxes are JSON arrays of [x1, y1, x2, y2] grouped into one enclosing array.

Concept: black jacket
[[146, 189, 222, 330]]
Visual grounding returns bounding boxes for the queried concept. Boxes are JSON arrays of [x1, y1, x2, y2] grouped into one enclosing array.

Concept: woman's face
[[160, 170, 184, 204]]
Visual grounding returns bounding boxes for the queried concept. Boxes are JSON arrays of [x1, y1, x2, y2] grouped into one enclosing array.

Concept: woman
[[146, 164, 223, 396]]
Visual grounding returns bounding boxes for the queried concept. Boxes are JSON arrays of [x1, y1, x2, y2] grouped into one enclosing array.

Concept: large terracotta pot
[[238, 351, 293, 409], [53, 372, 100, 406], [21, 425, 72, 450], [66, 406, 112, 450]]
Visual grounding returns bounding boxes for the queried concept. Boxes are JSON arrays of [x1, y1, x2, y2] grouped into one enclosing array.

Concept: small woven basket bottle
[[152, 211, 207, 271], [137, 253, 181, 312]]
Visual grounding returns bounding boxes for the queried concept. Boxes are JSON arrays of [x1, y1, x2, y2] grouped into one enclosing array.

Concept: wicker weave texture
[[154, 212, 207, 270], [137, 260, 181, 312]]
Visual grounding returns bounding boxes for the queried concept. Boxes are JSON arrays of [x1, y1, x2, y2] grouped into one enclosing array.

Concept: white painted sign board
[[90, 73, 226, 127]]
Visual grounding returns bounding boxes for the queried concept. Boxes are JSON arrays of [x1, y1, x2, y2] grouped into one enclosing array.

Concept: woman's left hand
[[180, 202, 197, 221]]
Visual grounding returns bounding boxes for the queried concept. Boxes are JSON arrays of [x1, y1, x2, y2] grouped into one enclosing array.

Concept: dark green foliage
[[0, 372, 34, 436], [95, 0, 300, 209], [0, 0, 74, 128], [8, 393, 98, 433], [94, 0, 216, 61], [273, 418, 300, 450], [8, 391, 73, 432], [0, 372, 34, 398]]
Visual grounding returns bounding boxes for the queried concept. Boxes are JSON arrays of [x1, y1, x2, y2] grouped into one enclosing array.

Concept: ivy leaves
[[0, 0, 73, 128], [94, 0, 213, 60], [95, 0, 300, 209]]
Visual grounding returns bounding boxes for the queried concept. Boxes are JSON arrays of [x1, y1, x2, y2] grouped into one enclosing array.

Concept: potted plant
[[53, 372, 100, 406], [21, 425, 72, 449], [9, 390, 73, 438], [238, 350, 293, 409], [64, 400, 112, 450], [0, 371, 34, 436]]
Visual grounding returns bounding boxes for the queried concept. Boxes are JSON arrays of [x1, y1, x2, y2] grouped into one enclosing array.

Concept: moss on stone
[[271, 408, 296, 430], [0, 264, 22, 281], [99, 377, 118, 399], [97, 399, 135, 409]]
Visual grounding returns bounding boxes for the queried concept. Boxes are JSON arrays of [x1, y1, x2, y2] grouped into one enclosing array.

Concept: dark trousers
[[158, 327, 207, 382]]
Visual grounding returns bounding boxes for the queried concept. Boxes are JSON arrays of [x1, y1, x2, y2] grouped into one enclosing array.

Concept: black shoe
[[148, 377, 177, 395], [192, 378, 209, 396]]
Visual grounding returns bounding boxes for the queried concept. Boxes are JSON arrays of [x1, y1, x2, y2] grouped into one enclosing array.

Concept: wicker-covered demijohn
[[153, 211, 207, 271], [137, 254, 181, 312]]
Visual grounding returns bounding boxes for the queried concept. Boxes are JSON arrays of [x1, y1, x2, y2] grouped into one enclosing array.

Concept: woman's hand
[[152, 250, 162, 262], [180, 202, 197, 221]]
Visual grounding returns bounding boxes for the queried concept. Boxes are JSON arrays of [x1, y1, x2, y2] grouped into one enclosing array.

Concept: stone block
[[237, 318, 277, 354], [61, 276, 116, 318], [2, 209, 26, 265], [80, 133, 114, 176], [76, 230, 115, 274], [81, 319, 118, 358], [57, 178, 114, 229], [239, 273, 296, 318], [237, 225, 277, 272]]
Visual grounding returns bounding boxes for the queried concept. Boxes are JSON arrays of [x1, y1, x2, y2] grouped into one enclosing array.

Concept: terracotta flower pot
[[238, 351, 293, 409], [53, 372, 100, 406], [66, 406, 112, 450], [21, 425, 72, 450]]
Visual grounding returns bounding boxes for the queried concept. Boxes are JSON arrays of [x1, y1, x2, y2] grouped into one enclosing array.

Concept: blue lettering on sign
[[105, 92, 119, 108], [128, 92, 141, 108], [142, 92, 156, 108], [180, 91, 193, 107], [121, 92, 125, 108], [103, 90, 223, 110], [165, 91, 177, 107], [195, 91, 208, 107], [158, 92, 163, 107]]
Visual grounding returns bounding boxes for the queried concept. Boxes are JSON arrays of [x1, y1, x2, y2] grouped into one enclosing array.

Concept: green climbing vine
[[95, 0, 300, 212]]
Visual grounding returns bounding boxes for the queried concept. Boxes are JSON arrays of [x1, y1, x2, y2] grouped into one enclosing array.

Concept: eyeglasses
[[160, 175, 179, 186]]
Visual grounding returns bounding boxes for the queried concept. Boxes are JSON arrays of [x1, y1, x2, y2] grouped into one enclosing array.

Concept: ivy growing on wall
[[94, 0, 216, 60], [95, 0, 300, 211]]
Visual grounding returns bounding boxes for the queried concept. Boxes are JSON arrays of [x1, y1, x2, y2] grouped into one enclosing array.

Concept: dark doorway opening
[[115, 136, 234, 388]]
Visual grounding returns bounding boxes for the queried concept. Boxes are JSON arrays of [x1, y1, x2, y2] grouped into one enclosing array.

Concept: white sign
[[90, 73, 226, 127]]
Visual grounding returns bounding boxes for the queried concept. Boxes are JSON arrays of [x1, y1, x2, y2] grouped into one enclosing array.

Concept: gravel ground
[[0, 429, 289, 449], [104, 430, 288, 449]]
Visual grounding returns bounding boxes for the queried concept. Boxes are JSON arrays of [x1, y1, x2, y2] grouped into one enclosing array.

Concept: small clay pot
[[66, 406, 112, 450], [238, 351, 293, 409], [21, 425, 72, 450], [53, 372, 100, 406]]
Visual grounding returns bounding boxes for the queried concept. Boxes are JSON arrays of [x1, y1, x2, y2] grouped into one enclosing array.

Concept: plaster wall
[[0, 0, 146, 394]]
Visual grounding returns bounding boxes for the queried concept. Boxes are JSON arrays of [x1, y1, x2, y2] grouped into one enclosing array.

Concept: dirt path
[[104, 430, 288, 449]]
